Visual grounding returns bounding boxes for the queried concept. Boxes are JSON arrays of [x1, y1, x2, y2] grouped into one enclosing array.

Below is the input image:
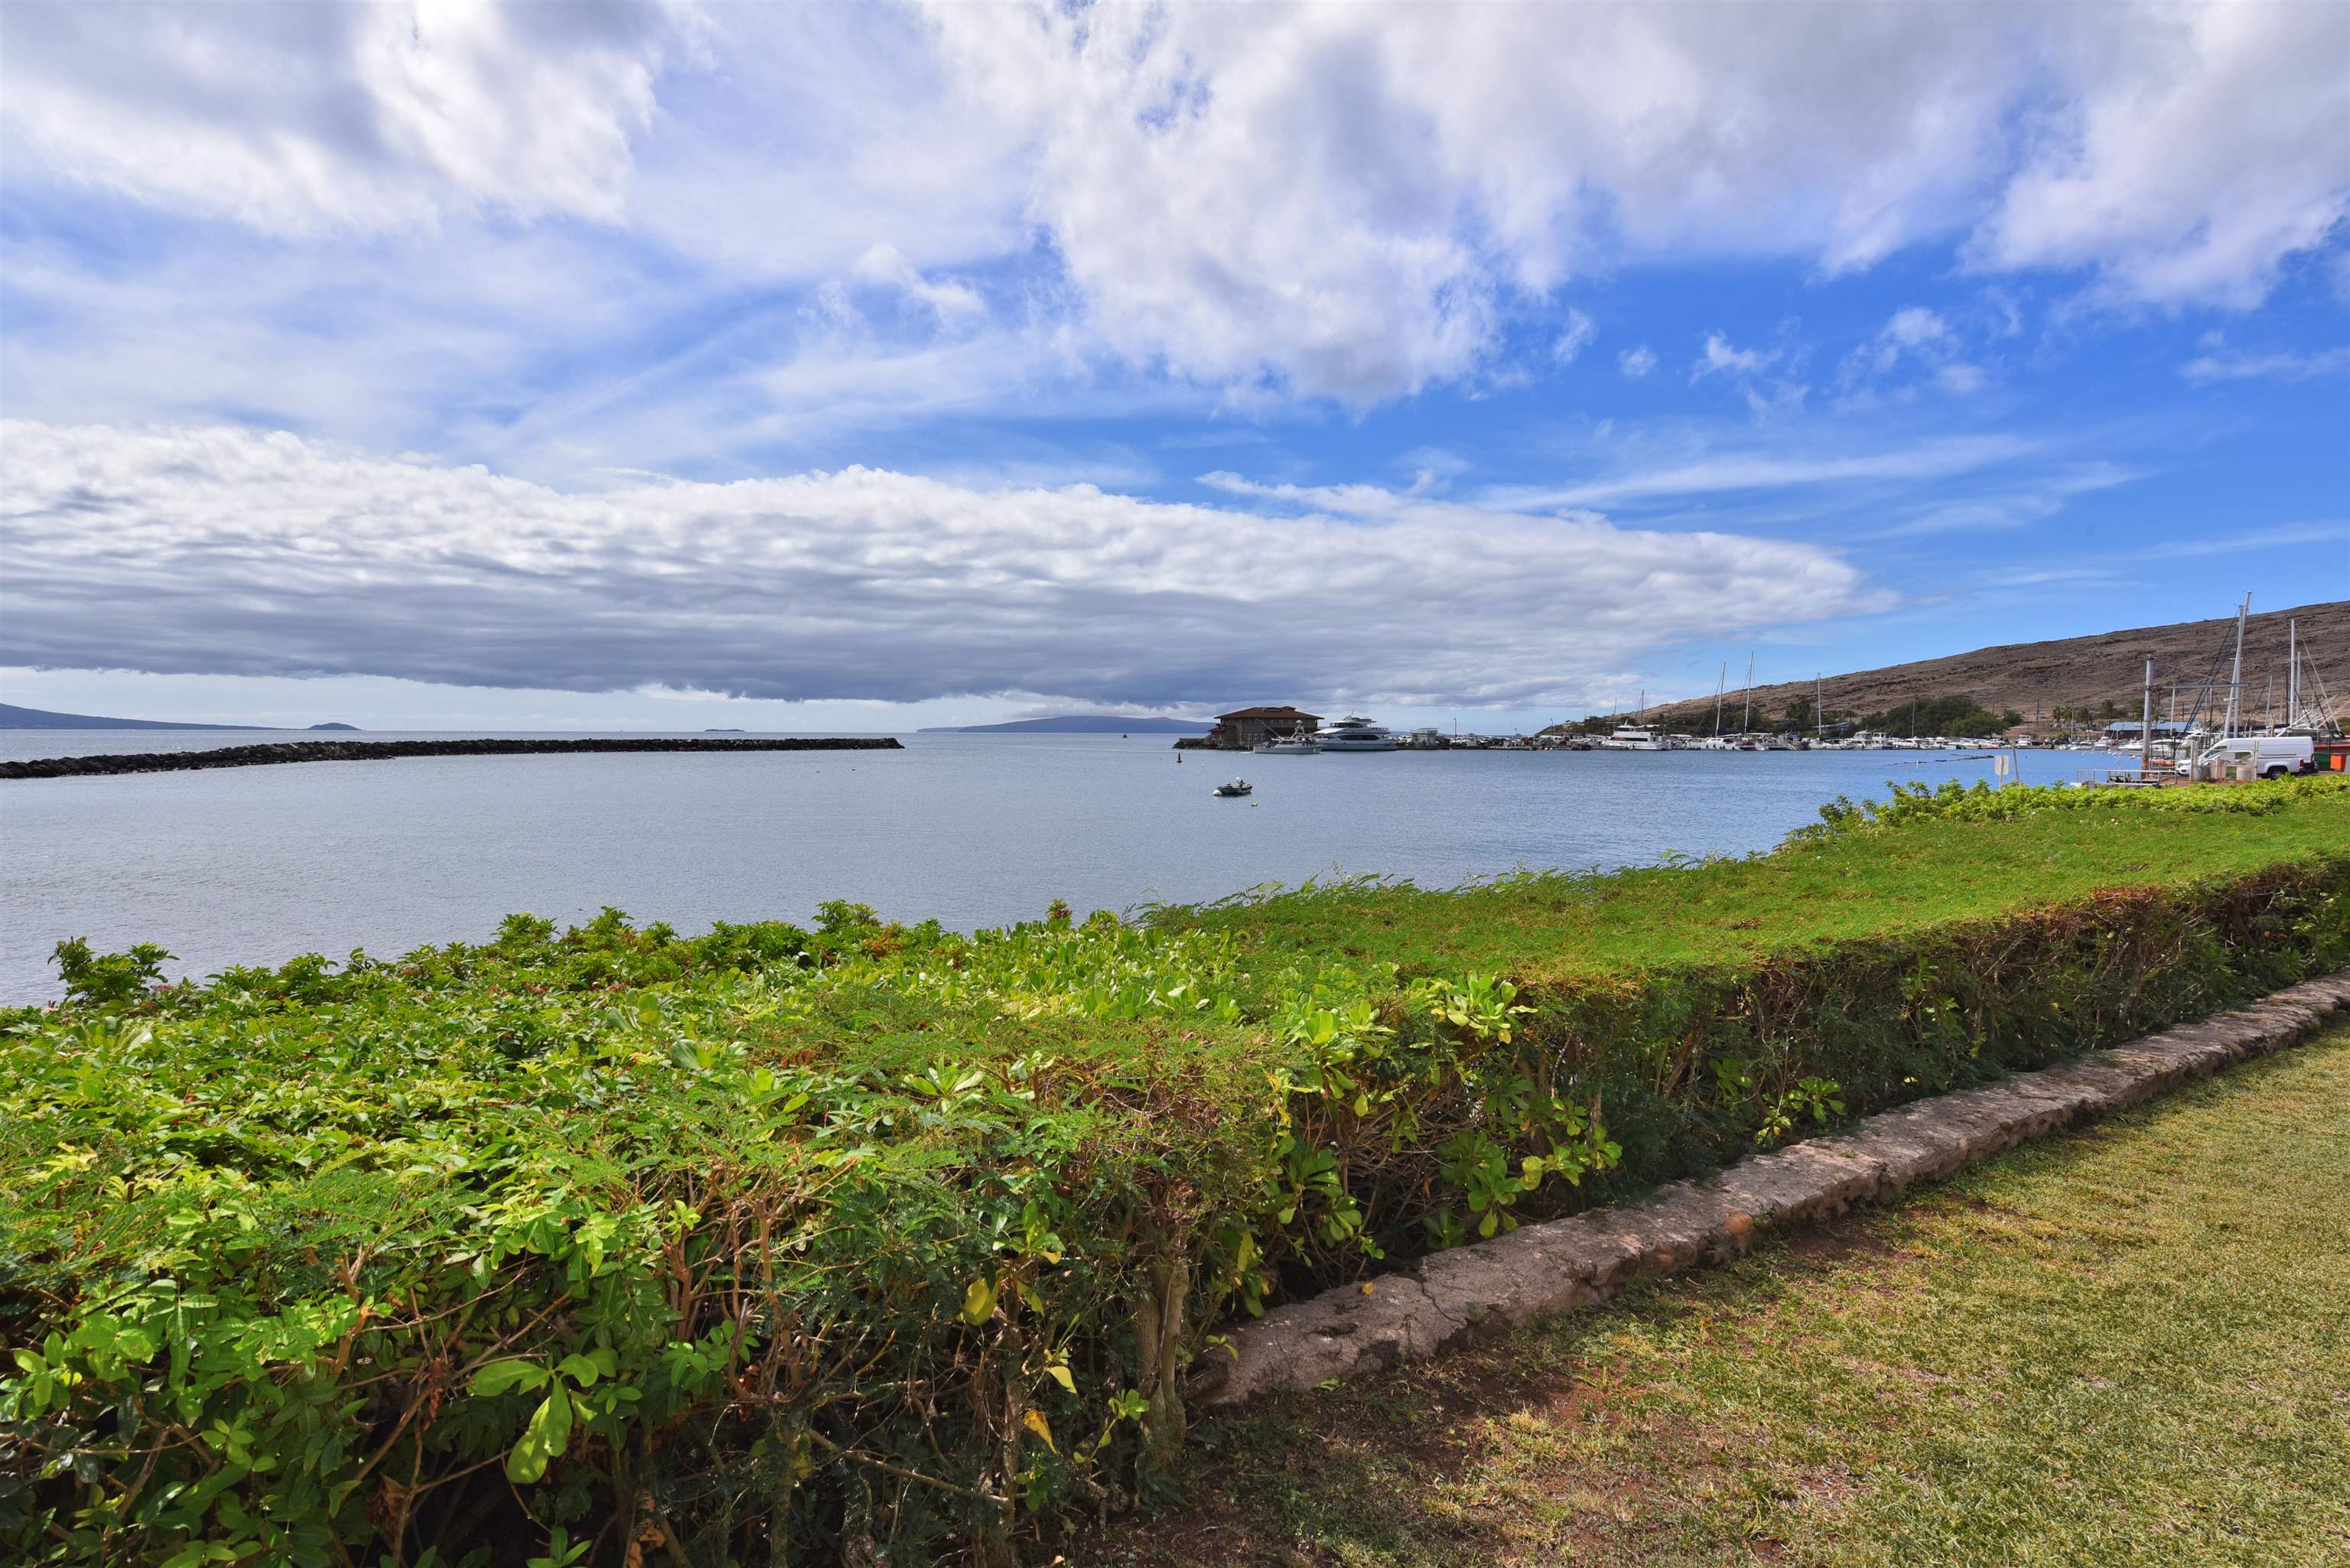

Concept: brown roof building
[[1196, 705, 1321, 750]]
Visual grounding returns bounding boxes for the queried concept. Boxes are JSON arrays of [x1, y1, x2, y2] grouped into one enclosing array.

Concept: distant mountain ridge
[[919, 714, 1212, 734], [0, 704, 362, 731], [0, 703, 270, 730]]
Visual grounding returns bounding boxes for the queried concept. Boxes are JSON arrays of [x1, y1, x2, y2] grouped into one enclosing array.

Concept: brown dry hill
[[1561, 599, 2350, 733]]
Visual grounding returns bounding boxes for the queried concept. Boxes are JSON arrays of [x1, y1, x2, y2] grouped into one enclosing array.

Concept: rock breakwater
[[1, 736, 902, 780]]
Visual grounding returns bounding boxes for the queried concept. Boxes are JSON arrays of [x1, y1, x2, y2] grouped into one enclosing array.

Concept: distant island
[[0, 703, 361, 732], [919, 714, 1212, 734]]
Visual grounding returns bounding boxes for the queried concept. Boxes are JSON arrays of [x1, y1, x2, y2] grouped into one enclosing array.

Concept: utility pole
[[1815, 672, 1824, 744], [2140, 657, 2157, 779]]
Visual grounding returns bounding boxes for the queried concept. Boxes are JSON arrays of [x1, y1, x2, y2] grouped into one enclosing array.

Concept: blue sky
[[2, 1, 2345, 732]]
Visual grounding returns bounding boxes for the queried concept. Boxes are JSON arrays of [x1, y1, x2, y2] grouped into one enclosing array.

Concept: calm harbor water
[[0, 730, 2035, 1004]]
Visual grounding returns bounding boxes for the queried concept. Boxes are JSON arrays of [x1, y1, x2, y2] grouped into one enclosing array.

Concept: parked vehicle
[[2198, 734, 2313, 779]]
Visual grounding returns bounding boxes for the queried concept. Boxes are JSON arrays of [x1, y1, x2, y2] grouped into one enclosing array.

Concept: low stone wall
[[0, 736, 903, 780], [1193, 971, 2350, 1407]]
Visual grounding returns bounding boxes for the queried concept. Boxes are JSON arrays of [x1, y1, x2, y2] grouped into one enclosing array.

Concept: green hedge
[[3, 808, 2345, 1566]]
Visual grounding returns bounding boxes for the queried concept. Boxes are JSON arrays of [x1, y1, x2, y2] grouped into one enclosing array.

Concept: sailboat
[[1694, 662, 1735, 748]]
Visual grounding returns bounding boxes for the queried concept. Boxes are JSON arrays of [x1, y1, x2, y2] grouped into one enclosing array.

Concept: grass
[[1085, 1026, 2350, 1568], [1176, 782, 2350, 982]]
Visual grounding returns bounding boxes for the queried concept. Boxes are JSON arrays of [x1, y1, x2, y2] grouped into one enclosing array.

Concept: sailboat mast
[[1741, 653, 1753, 734], [1815, 672, 1824, 742], [1714, 664, 1726, 737], [2226, 593, 2249, 737], [2289, 620, 2300, 728]]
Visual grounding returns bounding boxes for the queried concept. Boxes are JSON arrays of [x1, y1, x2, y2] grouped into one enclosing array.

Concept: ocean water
[[0, 730, 2042, 1004]]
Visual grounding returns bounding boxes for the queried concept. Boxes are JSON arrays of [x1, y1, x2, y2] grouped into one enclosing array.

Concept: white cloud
[[2179, 343, 2350, 383], [1552, 309, 1598, 364], [1885, 462, 2145, 535], [1487, 434, 2039, 511], [1884, 307, 1949, 350], [850, 243, 986, 325], [4, 2, 2341, 418], [0, 421, 1883, 710], [1619, 345, 1658, 379], [1693, 333, 1779, 379], [1689, 331, 1810, 420], [1838, 305, 1985, 402], [0, 1, 703, 233], [1976, 4, 2350, 307], [921, 2, 2349, 402], [2140, 522, 2350, 559]]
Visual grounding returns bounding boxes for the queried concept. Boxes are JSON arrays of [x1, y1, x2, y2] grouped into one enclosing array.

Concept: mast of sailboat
[[1741, 652, 1754, 734], [2140, 657, 2157, 778], [1815, 672, 1824, 743], [1714, 664, 1726, 737], [2288, 619, 2300, 730], [2225, 592, 2249, 737]]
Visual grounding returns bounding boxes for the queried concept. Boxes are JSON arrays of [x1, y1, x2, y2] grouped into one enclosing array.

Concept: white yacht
[[1318, 715, 1398, 752], [1265, 733, 1322, 754], [1601, 724, 1669, 750]]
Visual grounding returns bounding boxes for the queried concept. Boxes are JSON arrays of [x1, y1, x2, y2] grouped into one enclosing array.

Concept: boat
[[1600, 724, 1668, 750], [1265, 733, 1322, 754], [1215, 779, 1252, 797], [1318, 715, 1397, 752]]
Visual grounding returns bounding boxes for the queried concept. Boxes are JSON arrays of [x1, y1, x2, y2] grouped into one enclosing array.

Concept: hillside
[[1565, 599, 2350, 734], [0, 702, 268, 731]]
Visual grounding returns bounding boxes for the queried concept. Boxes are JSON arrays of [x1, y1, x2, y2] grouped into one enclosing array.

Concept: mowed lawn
[[1087, 1026, 2350, 1568]]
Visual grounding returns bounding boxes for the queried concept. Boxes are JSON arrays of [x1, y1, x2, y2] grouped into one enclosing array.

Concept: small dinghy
[[1215, 779, 1252, 797]]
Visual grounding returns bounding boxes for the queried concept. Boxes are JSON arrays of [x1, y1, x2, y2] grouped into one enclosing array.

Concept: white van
[[2201, 735, 2314, 779]]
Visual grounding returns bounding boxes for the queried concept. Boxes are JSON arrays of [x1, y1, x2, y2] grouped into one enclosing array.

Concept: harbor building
[[1197, 705, 1321, 750]]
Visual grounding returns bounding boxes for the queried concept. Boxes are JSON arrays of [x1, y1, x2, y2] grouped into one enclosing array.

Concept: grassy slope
[[1087, 1027, 2350, 1568], [1168, 790, 2350, 982]]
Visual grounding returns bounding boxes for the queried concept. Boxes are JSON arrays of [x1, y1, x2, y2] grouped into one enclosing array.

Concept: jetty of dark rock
[[1, 736, 901, 781]]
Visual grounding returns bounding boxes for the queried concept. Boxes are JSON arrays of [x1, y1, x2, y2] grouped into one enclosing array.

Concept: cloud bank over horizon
[[1, 421, 1881, 711]]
